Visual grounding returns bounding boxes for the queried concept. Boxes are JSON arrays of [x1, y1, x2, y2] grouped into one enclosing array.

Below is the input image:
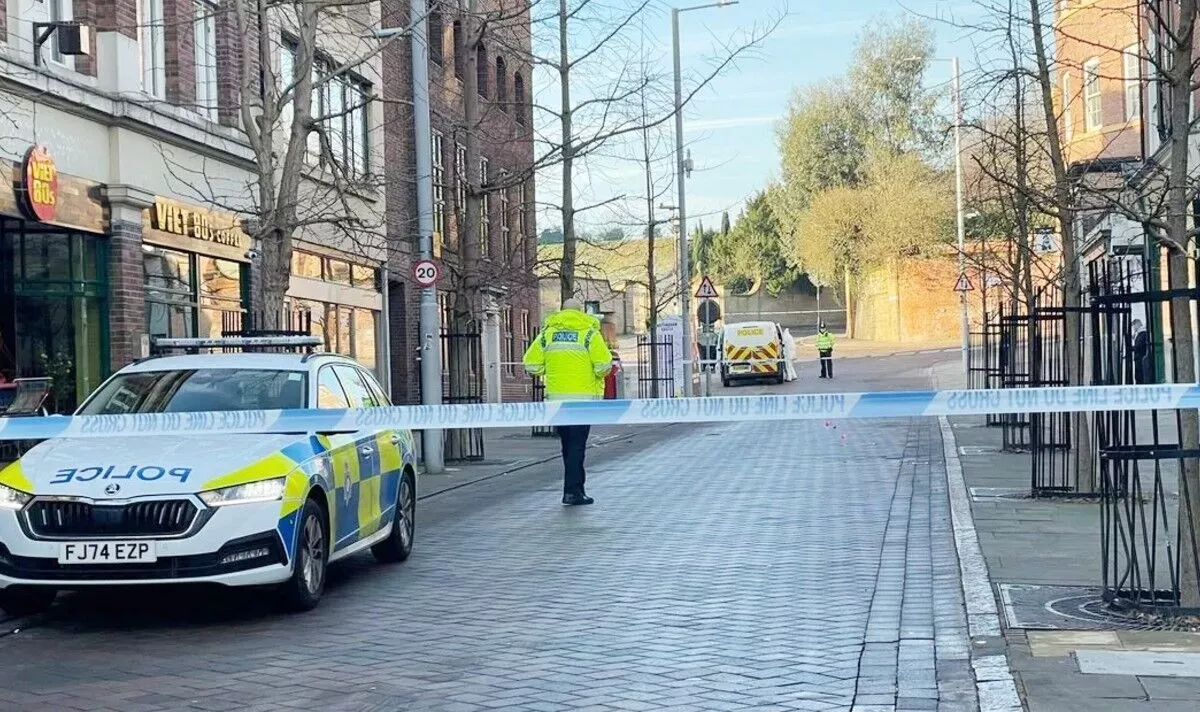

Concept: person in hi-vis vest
[[816, 323, 835, 379], [523, 299, 613, 505]]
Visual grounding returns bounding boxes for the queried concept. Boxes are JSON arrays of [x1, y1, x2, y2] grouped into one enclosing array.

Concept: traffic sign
[[1034, 228, 1057, 253], [954, 273, 974, 292], [697, 299, 721, 325], [695, 275, 719, 299], [412, 259, 440, 287]]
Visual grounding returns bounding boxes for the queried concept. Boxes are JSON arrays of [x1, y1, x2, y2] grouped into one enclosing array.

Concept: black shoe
[[562, 493, 594, 506]]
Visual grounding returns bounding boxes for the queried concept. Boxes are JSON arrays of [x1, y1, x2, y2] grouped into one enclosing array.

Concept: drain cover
[[999, 584, 1153, 631]]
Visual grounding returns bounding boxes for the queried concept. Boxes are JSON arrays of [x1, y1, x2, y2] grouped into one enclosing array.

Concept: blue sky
[[530, 0, 990, 235]]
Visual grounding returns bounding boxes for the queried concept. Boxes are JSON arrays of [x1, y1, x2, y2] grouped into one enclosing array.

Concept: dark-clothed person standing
[[816, 323, 835, 379], [523, 299, 613, 506], [1132, 319, 1152, 384]]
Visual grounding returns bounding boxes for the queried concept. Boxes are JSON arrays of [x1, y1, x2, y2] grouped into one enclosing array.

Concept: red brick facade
[[380, 0, 540, 405]]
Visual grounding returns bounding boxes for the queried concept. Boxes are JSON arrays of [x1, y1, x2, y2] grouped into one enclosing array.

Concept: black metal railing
[[636, 336, 675, 399]]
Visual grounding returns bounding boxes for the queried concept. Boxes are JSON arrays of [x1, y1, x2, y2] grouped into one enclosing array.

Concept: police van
[[719, 321, 788, 387], [0, 336, 417, 615]]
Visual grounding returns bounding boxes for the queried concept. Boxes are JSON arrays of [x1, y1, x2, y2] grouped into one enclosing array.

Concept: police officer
[[523, 299, 614, 505], [816, 322, 835, 379]]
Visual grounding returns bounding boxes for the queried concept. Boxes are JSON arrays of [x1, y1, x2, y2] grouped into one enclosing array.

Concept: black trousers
[[819, 350, 833, 378], [557, 424, 591, 495]]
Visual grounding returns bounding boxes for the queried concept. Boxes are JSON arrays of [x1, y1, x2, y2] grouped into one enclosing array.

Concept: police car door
[[329, 365, 387, 550], [315, 366, 361, 555]]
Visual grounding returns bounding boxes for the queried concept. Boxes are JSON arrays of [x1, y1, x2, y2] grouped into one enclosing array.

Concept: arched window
[[513, 71, 526, 125], [476, 44, 488, 97], [495, 56, 508, 110], [428, 5, 444, 66], [452, 21, 464, 78]]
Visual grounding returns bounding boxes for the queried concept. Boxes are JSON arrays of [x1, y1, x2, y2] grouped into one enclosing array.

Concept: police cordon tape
[[0, 384, 1195, 441]]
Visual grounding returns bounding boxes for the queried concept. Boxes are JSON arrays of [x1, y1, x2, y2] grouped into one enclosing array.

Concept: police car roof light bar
[[151, 336, 324, 349]]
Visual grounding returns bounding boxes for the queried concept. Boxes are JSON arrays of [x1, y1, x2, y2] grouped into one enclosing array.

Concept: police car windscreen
[[76, 369, 308, 416]]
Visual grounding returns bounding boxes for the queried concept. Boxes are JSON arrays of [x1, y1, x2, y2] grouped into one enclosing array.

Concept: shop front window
[[285, 297, 378, 374], [0, 220, 108, 413], [144, 246, 246, 340]]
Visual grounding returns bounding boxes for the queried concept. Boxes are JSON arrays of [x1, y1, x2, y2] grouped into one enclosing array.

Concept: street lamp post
[[672, 0, 736, 396], [908, 54, 968, 376]]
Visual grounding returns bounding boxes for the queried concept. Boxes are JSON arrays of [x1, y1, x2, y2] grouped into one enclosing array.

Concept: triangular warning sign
[[954, 273, 974, 292], [695, 276, 719, 299]]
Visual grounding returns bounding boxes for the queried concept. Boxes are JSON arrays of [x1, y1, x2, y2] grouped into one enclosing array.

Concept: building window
[[291, 299, 379, 373], [290, 250, 379, 290], [144, 246, 246, 341], [138, 0, 166, 98], [1123, 46, 1140, 122], [432, 131, 446, 245], [455, 143, 467, 229], [476, 44, 489, 97], [518, 181, 528, 265], [500, 185, 512, 261], [1083, 58, 1101, 130], [1062, 71, 1073, 141], [452, 21, 464, 78], [429, 4, 444, 65], [521, 309, 531, 342], [47, 0, 75, 66], [502, 306, 514, 374], [514, 72, 526, 125], [287, 40, 372, 177], [496, 56, 508, 110], [194, 1, 218, 119], [479, 158, 490, 258]]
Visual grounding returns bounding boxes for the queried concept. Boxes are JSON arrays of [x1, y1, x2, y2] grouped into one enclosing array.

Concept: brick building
[[381, 0, 540, 405], [1054, 0, 1147, 265], [0, 1, 389, 412]]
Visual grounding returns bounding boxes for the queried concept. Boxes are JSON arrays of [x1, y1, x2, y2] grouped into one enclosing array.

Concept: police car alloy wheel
[[279, 499, 328, 612], [371, 469, 416, 564], [0, 585, 57, 617]]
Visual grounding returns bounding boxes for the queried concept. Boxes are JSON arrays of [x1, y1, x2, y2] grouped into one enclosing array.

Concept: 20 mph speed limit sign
[[412, 259, 440, 287]]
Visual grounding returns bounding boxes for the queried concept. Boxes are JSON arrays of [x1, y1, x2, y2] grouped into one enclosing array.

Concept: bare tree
[[482, 0, 782, 305], [153, 1, 404, 322]]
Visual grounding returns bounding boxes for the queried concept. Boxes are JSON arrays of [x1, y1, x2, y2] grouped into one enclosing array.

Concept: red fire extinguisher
[[604, 352, 622, 399]]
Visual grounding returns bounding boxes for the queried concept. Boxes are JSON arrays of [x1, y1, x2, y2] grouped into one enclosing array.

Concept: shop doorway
[[0, 217, 108, 413]]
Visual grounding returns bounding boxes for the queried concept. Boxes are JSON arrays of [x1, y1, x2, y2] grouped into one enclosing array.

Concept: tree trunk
[[642, 120, 660, 397], [557, 0, 576, 304], [1029, 0, 1092, 490], [1163, 0, 1200, 606], [844, 265, 854, 338], [445, 0, 484, 462]]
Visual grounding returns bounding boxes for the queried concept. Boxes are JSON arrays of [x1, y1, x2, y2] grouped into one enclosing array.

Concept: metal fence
[[636, 336, 675, 399], [416, 331, 486, 462], [1091, 257, 1200, 613]]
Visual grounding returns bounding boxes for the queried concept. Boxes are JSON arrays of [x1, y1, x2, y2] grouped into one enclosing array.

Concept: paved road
[[0, 351, 978, 712]]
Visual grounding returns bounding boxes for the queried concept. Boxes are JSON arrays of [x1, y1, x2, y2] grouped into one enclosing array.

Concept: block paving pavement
[[0, 407, 982, 712]]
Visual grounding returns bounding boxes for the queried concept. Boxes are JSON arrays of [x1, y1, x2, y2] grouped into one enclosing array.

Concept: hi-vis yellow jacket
[[816, 330, 835, 351], [523, 308, 613, 400]]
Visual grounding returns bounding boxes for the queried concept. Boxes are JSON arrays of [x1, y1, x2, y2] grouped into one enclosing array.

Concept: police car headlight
[[199, 478, 286, 507], [0, 484, 31, 511]]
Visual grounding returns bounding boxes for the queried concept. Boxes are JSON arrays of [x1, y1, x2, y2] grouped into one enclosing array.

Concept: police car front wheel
[[279, 498, 328, 612], [0, 585, 57, 617]]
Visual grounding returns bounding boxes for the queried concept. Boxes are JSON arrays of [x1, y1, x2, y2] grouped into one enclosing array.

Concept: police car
[[0, 337, 417, 615]]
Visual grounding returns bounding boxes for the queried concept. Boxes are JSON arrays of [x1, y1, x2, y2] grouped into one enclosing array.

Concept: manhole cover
[[970, 487, 1031, 501], [999, 584, 1154, 631]]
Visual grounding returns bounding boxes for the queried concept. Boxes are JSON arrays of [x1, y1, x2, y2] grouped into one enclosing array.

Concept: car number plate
[[58, 541, 158, 564], [731, 364, 750, 373]]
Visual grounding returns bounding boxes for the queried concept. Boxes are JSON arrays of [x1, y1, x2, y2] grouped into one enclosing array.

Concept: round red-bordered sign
[[19, 145, 58, 223], [412, 259, 440, 287]]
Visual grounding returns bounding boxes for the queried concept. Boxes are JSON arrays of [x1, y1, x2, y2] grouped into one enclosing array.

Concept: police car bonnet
[[14, 432, 304, 497]]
